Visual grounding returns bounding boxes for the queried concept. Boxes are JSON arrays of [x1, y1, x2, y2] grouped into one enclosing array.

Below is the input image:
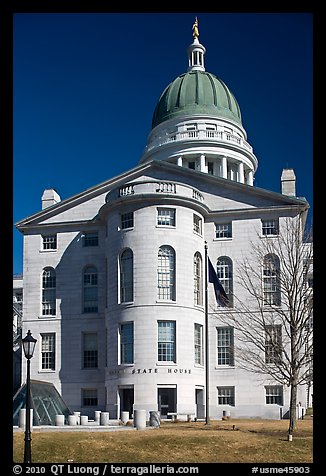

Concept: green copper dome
[[152, 70, 242, 129]]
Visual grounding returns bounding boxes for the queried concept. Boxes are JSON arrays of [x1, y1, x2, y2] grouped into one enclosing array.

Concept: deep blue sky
[[13, 12, 313, 275]]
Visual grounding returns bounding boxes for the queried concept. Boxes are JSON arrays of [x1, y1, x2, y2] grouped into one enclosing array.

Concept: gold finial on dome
[[192, 17, 199, 40]]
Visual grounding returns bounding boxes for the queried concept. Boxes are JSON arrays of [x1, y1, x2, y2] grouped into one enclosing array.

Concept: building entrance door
[[158, 388, 176, 419], [120, 387, 134, 419], [195, 387, 205, 420]]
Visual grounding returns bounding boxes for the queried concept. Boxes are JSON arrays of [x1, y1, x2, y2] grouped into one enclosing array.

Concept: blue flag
[[208, 257, 229, 307]]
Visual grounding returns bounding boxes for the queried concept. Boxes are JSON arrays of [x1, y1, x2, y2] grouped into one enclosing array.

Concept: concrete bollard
[[149, 411, 160, 428], [74, 411, 81, 424], [121, 411, 129, 424], [19, 408, 33, 432], [134, 410, 146, 430], [100, 412, 110, 426], [55, 414, 65, 426], [80, 415, 88, 425], [222, 410, 231, 420], [68, 415, 77, 426], [94, 410, 101, 424]]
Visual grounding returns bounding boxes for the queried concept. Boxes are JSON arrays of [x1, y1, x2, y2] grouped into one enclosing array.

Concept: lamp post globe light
[[22, 330, 37, 463]]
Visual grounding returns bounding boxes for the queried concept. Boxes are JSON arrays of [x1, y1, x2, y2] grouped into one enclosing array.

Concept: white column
[[238, 162, 244, 184], [177, 156, 183, 167], [247, 170, 254, 186], [199, 154, 206, 172], [221, 156, 227, 179]]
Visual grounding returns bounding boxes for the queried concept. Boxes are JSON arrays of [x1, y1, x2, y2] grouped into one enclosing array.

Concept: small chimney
[[41, 188, 61, 209], [281, 168, 296, 197]]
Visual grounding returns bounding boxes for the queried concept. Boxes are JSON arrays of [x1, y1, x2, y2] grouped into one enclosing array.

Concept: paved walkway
[[13, 421, 157, 432]]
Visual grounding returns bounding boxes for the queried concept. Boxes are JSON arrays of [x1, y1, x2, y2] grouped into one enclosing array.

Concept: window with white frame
[[42, 235, 57, 250], [120, 249, 133, 303], [83, 232, 99, 247], [193, 214, 202, 235], [216, 327, 234, 365], [41, 333, 55, 370], [216, 256, 233, 306], [265, 386, 283, 405], [83, 266, 98, 313], [193, 252, 203, 305], [194, 323, 203, 365], [83, 333, 98, 368], [82, 388, 98, 407], [120, 322, 134, 364], [262, 219, 279, 236], [157, 208, 176, 227], [215, 223, 232, 239], [265, 325, 282, 364], [263, 254, 281, 306], [121, 212, 134, 230], [157, 246, 176, 300], [158, 321, 176, 362], [217, 386, 235, 405], [42, 267, 56, 316]]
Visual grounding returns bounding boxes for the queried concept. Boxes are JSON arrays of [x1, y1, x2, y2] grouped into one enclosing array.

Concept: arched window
[[42, 267, 56, 316], [263, 254, 281, 306], [120, 248, 134, 303], [194, 252, 203, 306], [216, 256, 233, 307], [83, 266, 98, 313], [158, 246, 176, 301]]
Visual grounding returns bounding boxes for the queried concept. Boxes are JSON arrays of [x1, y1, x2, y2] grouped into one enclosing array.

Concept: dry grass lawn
[[13, 419, 313, 463]]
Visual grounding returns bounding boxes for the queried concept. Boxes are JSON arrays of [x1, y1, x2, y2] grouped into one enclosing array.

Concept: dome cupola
[[152, 17, 241, 129], [152, 70, 242, 129], [140, 18, 258, 187]]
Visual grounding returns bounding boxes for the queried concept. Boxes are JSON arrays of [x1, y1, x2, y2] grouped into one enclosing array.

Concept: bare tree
[[214, 214, 313, 439]]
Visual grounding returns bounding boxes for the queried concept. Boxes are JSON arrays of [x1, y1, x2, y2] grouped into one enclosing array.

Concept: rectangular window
[[194, 324, 203, 365], [42, 269, 56, 316], [41, 333, 55, 370], [217, 386, 235, 406], [265, 325, 282, 364], [262, 220, 279, 236], [83, 232, 99, 247], [82, 389, 98, 407], [188, 161, 196, 170], [120, 322, 134, 364], [158, 321, 176, 362], [193, 214, 202, 235], [215, 223, 232, 239], [121, 212, 134, 229], [42, 235, 57, 250], [217, 327, 234, 366], [83, 333, 98, 368], [157, 208, 176, 227], [265, 386, 283, 405], [83, 268, 98, 313]]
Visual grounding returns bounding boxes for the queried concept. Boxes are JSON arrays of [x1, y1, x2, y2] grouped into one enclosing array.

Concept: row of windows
[[40, 251, 282, 316], [119, 322, 282, 366], [40, 323, 282, 371], [217, 385, 283, 406], [79, 385, 283, 408], [40, 218, 280, 251]]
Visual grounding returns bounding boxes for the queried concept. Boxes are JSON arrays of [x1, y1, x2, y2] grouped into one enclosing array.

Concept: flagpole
[[204, 241, 210, 425]]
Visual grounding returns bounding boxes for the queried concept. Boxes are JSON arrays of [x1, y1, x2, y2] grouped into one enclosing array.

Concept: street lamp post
[[22, 330, 37, 464]]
